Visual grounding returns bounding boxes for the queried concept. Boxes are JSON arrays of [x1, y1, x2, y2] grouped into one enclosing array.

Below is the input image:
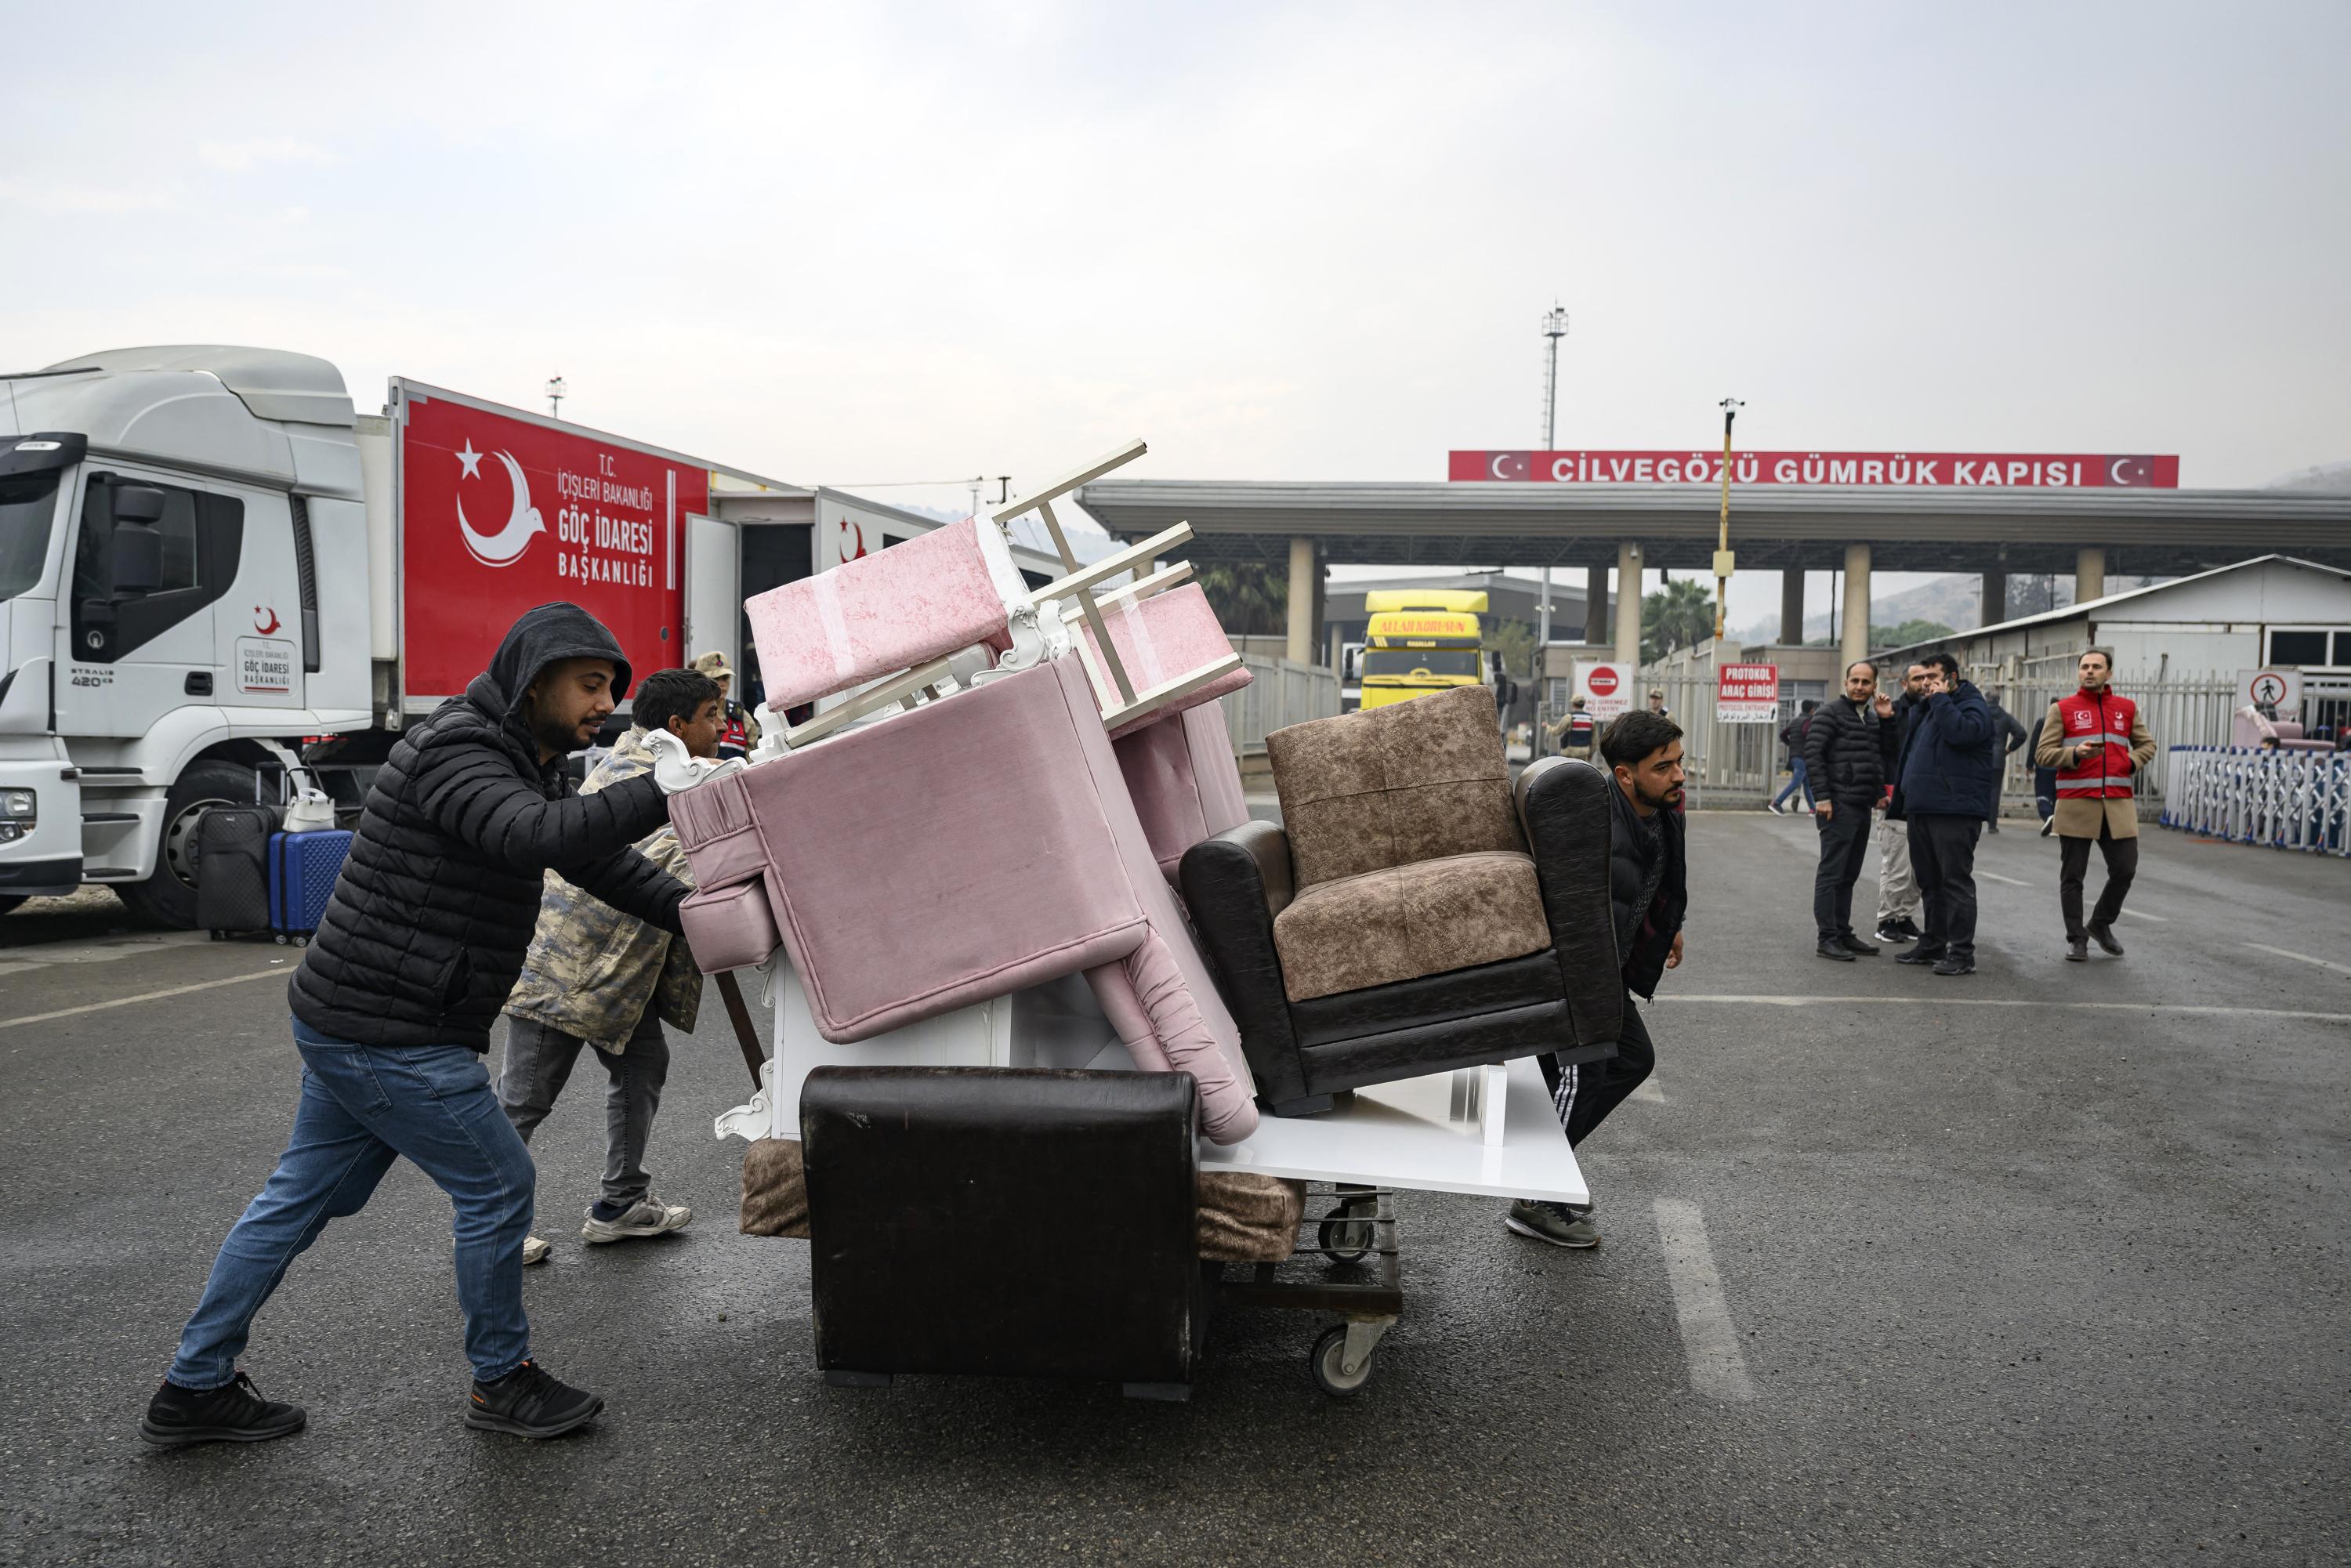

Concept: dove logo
[[456, 443, 546, 568]]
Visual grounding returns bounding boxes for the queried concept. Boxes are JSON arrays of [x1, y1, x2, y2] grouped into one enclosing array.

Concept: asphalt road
[[2, 817, 2346, 1567]]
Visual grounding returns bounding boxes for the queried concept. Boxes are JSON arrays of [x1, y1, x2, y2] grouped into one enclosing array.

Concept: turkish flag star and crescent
[[400, 395, 711, 701]]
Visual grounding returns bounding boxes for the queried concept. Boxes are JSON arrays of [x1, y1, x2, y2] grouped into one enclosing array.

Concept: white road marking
[[2243, 943, 2351, 979], [0, 932, 211, 967], [1652, 1199, 1758, 1402], [1630, 1078, 1667, 1104], [1980, 871, 2032, 886], [0, 968, 284, 1031], [1651, 994, 2351, 1023], [2121, 907, 2168, 922]]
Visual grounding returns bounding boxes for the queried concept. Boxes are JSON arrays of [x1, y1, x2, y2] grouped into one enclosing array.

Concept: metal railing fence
[[2160, 748, 2351, 856], [1223, 656, 1341, 755], [1584, 660, 2248, 809]]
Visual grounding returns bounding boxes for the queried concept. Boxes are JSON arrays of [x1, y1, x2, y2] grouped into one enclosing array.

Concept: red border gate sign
[[1716, 662, 1780, 724]]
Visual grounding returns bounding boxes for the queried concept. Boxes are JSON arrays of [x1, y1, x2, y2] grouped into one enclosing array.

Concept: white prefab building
[[1879, 556, 2351, 680]]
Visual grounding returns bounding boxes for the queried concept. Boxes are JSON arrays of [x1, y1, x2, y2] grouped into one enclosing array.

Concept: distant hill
[[1730, 570, 2153, 646]]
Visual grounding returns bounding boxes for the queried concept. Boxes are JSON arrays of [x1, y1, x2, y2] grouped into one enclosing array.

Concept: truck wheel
[[118, 759, 263, 929]]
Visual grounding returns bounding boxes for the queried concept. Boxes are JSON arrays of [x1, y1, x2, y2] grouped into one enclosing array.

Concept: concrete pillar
[[1980, 569, 2008, 628], [1780, 569, 1806, 645], [1613, 541, 1643, 668], [2074, 547, 2106, 605], [1585, 563, 1609, 643], [1840, 542, 1871, 674], [1285, 536, 1317, 665]]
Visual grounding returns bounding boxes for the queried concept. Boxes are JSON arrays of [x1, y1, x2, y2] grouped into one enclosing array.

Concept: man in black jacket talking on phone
[[143, 603, 719, 1449], [1802, 659, 1900, 961]]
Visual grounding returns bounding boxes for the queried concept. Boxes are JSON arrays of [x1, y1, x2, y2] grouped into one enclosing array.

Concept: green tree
[[1485, 617, 1537, 682], [1194, 562, 1287, 637], [1641, 578, 1715, 664]]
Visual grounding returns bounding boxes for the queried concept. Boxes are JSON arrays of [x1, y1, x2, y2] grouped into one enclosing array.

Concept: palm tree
[[1641, 578, 1715, 664]]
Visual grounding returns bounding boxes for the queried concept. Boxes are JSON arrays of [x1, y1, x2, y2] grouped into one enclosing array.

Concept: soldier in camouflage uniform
[[498, 667, 724, 1265]]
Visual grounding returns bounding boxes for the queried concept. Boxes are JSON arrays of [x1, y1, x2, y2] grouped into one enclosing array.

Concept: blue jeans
[[1772, 757, 1814, 810], [168, 1020, 537, 1388]]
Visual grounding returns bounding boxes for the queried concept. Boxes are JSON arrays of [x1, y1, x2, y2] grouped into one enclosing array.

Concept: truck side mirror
[[109, 486, 167, 595]]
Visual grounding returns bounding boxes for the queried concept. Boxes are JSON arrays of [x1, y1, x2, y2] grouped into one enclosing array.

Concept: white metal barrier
[[1223, 656, 1341, 755], [2160, 747, 2351, 856]]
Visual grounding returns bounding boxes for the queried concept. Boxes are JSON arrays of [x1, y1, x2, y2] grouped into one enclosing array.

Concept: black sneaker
[[2038, 818, 2056, 838], [465, 1360, 603, 1439], [1816, 939, 1856, 961], [1895, 947, 1945, 966], [1504, 1199, 1599, 1248], [1894, 918, 1925, 940], [1839, 933, 1881, 956], [1933, 957, 1976, 976], [1875, 921, 1914, 944], [140, 1371, 306, 1447]]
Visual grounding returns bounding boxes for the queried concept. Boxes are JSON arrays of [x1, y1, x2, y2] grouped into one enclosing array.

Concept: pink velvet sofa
[[670, 515, 1260, 1143]]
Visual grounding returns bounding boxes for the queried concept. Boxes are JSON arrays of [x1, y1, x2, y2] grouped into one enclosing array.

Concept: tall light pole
[[1535, 305, 1568, 741], [1713, 397, 1742, 641], [546, 376, 567, 420], [1541, 305, 1568, 448]]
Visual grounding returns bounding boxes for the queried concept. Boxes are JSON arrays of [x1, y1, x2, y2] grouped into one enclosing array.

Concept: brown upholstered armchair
[[1179, 685, 1622, 1117]]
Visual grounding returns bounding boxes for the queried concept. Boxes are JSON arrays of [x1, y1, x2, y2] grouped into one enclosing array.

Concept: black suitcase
[[195, 803, 281, 938]]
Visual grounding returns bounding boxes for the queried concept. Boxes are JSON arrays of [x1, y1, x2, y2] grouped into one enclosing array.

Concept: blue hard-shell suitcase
[[268, 828, 353, 946]]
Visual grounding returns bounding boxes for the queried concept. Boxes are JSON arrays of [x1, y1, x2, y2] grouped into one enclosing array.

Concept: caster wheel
[[295, 935, 308, 948], [274, 934, 288, 946], [1316, 1198, 1375, 1264], [1311, 1326, 1373, 1397], [208, 931, 225, 943]]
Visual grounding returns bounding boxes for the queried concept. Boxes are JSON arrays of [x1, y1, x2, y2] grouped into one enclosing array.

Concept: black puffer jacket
[[1607, 781, 1686, 1001], [290, 603, 687, 1051], [1802, 694, 1900, 809]]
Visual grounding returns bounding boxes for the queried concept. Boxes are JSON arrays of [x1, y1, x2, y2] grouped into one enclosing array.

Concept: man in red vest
[[2034, 647, 2156, 961]]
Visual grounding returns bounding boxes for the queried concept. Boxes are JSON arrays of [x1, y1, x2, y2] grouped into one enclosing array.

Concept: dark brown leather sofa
[[802, 1065, 1207, 1399], [1179, 686, 1623, 1117]]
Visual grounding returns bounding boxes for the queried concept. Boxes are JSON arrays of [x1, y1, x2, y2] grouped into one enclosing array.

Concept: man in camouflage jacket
[[499, 667, 723, 1264]]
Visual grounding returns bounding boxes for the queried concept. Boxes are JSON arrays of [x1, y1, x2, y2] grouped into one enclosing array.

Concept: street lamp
[[1713, 398, 1742, 640], [546, 376, 567, 420]]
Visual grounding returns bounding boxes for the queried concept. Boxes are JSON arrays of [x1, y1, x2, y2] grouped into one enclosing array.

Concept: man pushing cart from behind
[[143, 603, 720, 1448]]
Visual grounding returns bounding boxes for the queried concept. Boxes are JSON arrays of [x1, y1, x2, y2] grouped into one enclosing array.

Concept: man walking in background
[[1505, 708, 1686, 1249], [2038, 648, 2157, 961], [1802, 662, 1897, 961], [1982, 685, 2031, 833], [1768, 699, 1819, 815], [1893, 653, 2002, 977], [502, 666, 726, 1267], [1548, 693, 1597, 761], [1875, 661, 1929, 943]]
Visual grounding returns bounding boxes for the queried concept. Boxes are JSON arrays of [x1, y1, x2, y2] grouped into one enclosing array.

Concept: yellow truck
[[1358, 589, 1491, 711]]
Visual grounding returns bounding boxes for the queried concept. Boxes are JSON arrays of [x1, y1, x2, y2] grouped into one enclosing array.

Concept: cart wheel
[[1311, 1326, 1373, 1396], [208, 931, 225, 943], [1317, 1197, 1376, 1263], [274, 933, 288, 945], [295, 935, 308, 948]]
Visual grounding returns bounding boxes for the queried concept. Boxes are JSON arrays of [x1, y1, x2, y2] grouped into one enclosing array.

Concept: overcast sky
[[6, 2, 2345, 625]]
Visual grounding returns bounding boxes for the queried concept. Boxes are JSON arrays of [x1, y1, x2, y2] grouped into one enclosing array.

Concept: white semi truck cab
[[0, 347, 378, 925]]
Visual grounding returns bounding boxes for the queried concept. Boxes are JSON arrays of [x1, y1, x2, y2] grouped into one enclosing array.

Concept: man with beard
[[2037, 647, 2156, 960], [1802, 660, 1898, 961], [1505, 709, 1687, 1249], [143, 604, 717, 1448], [1892, 651, 2003, 977]]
